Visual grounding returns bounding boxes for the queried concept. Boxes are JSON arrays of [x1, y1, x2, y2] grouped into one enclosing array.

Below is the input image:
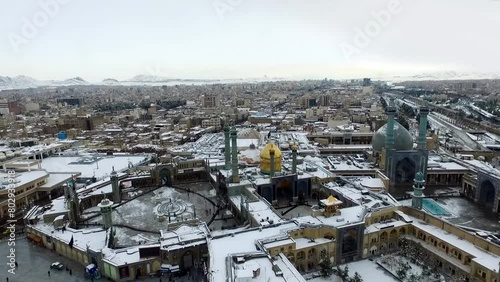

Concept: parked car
[[50, 262, 64, 270], [158, 264, 181, 276]]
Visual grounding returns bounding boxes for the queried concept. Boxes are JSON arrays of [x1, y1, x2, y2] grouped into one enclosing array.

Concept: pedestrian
[[7, 277, 9, 282], [48, 270, 51, 277], [14, 261, 18, 268], [69, 269, 72, 275]]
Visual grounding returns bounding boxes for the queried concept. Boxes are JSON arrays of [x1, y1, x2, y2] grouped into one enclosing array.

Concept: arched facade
[[475, 171, 500, 213], [386, 150, 428, 195], [256, 176, 312, 205], [395, 157, 416, 183], [479, 180, 495, 207]]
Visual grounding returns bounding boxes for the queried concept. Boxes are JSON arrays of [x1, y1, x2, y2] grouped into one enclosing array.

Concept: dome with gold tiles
[[260, 142, 282, 174]]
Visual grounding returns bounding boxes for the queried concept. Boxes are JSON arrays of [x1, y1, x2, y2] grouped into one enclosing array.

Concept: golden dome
[[260, 143, 282, 159], [260, 142, 282, 174]]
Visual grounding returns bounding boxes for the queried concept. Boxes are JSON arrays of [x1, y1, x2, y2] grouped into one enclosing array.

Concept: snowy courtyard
[[85, 182, 241, 246], [307, 259, 399, 282], [400, 197, 500, 232]]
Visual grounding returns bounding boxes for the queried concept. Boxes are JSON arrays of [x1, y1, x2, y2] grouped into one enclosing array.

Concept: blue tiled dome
[[372, 121, 413, 152]]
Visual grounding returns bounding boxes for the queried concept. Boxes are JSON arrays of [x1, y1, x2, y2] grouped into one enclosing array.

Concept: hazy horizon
[[2, 0, 499, 82]]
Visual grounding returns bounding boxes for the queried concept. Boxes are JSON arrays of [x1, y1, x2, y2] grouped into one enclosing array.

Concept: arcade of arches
[[262, 207, 500, 281]]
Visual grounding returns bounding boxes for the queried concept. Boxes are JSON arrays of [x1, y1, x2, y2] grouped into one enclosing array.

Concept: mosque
[[217, 125, 313, 206], [371, 101, 430, 197]]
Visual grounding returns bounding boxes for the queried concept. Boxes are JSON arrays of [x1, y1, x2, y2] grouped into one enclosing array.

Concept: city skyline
[[1, 0, 499, 81]]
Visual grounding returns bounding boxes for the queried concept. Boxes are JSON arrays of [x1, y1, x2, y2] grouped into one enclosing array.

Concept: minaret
[[240, 194, 246, 221], [230, 127, 240, 183], [98, 198, 114, 229], [386, 99, 396, 150], [111, 167, 121, 203], [417, 108, 429, 176], [291, 143, 298, 174], [417, 108, 429, 150], [384, 99, 396, 176], [411, 172, 425, 209], [224, 124, 231, 170], [270, 148, 275, 177], [68, 178, 80, 229]]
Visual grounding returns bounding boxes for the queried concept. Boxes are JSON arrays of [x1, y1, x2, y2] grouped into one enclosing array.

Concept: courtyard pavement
[[0, 238, 204, 281]]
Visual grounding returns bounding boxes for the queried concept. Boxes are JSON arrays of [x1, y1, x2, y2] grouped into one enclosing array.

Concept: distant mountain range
[[2, 71, 498, 90], [0, 74, 285, 90], [0, 75, 90, 90], [387, 71, 500, 82]]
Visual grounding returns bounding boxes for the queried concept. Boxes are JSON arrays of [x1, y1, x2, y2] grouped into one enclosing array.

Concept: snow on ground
[[307, 259, 399, 282], [400, 197, 500, 232], [378, 255, 425, 281], [437, 197, 500, 232]]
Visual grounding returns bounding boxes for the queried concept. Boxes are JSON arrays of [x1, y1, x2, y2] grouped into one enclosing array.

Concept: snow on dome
[[372, 121, 413, 152], [360, 178, 385, 190], [239, 146, 260, 164]]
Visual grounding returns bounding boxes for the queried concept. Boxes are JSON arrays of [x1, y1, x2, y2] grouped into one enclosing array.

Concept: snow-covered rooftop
[[36, 154, 149, 179], [209, 222, 297, 282], [39, 172, 75, 189], [411, 216, 500, 272], [160, 223, 210, 252], [0, 170, 48, 190], [296, 205, 366, 228], [31, 223, 107, 253], [230, 195, 284, 226]]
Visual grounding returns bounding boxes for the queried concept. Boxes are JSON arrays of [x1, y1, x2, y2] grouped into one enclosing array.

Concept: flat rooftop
[[0, 170, 48, 191], [209, 222, 298, 282], [12, 154, 150, 180]]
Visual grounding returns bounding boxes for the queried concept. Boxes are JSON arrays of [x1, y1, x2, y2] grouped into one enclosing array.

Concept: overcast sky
[[1, 0, 499, 82]]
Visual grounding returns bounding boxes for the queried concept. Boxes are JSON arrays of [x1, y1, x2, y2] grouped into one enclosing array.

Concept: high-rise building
[[319, 95, 330, 107], [0, 101, 21, 115], [306, 98, 317, 108], [201, 94, 221, 108], [363, 78, 371, 86], [57, 98, 84, 107]]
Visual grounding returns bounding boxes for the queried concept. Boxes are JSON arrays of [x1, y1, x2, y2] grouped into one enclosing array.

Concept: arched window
[[380, 231, 388, 240], [296, 251, 305, 260], [308, 248, 317, 259], [399, 228, 406, 236], [390, 229, 397, 238]]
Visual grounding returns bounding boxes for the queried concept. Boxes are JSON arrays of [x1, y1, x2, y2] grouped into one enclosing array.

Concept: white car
[[50, 262, 64, 270]]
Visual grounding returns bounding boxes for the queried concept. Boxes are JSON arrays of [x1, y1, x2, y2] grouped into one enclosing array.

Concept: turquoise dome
[[372, 121, 413, 152]]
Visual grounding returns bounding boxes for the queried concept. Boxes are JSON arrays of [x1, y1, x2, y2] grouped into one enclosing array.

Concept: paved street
[[0, 238, 204, 282], [0, 236, 86, 282]]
